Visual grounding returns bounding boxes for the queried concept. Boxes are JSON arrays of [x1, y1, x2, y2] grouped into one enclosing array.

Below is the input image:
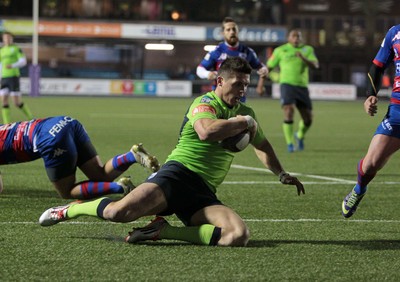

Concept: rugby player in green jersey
[[257, 29, 319, 152], [0, 32, 33, 123], [39, 57, 305, 247]]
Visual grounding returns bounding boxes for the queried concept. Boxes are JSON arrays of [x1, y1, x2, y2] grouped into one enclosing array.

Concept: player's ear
[[217, 76, 223, 86]]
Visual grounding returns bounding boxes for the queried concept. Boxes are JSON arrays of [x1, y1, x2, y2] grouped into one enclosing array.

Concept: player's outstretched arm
[[278, 172, 305, 196], [254, 139, 305, 196]]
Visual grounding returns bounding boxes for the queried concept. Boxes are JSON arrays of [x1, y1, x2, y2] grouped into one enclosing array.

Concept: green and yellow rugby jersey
[[267, 43, 318, 87], [166, 91, 265, 193], [0, 44, 25, 78]]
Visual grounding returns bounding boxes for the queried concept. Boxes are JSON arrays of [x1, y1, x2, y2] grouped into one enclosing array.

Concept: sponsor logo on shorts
[[382, 118, 393, 131], [192, 105, 216, 116]]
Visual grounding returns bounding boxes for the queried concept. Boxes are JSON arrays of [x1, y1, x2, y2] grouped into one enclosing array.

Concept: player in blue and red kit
[[342, 24, 400, 217], [196, 17, 268, 101], [0, 116, 160, 199]]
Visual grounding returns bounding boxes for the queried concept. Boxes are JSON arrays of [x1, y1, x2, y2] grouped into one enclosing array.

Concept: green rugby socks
[[19, 103, 33, 120], [160, 224, 221, 246], [66, 197, 112, 219], [2, 106, 10, 124], [296, 120, 309, 140], [282, 121, 294, 145]]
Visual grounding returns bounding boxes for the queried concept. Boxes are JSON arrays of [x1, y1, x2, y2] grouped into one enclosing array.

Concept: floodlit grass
[[1, 96, 400, 281]]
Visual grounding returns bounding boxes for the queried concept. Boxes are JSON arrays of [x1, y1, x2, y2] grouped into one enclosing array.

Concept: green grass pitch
[[1, 96, 400, 281]]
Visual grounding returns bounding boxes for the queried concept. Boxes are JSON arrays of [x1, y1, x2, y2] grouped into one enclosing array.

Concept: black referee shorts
[[280, 83, 312, 110]]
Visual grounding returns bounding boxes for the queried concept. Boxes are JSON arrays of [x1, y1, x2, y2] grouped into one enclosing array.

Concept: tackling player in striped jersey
[[0, 116, 159, 199]]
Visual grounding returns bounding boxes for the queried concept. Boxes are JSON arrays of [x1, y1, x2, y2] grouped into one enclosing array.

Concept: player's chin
[[228, 38, 238, 45]]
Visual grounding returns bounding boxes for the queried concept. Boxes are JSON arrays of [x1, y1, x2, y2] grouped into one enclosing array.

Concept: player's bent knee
[[102, 205, 122, 221], [235, 227, 250, 246], [220, 226, 250, 247]]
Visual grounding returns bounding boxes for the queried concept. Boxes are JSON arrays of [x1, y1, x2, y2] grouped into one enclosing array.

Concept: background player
[[196, 17, 268, 101], [0, 32, 33, 123], [0, 116, 160, 199], [39, 57, 304, 247], [342, 24, 400, 218], [258, 29, 319, 152]]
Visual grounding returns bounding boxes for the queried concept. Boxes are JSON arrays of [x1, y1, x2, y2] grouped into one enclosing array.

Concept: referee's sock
[[18, 102, 33, 120], [282, 121, 294, 145], [2, 106, 10, 124], [296, 119, 310, 140]]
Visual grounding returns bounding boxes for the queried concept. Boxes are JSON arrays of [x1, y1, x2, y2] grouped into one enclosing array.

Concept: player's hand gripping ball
[[221, 130, 251, 152]]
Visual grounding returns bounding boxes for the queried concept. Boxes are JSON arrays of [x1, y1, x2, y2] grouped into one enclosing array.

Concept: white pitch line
[[89, 113, 175, 119], [232, 164, 355, 184], [301, 174, 355, 183], [222, 181, 355, 185], [223, 181, 400, 185], [244, 218, 400, 223], [230, 164, 400, 184], [2, 218, 400, 224]]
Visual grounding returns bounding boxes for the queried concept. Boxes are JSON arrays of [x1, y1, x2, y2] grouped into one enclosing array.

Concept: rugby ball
[[221, 130, 251, 152]]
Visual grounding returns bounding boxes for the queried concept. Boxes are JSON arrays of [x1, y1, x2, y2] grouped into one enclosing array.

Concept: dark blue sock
[[354, 184, 367, 195]]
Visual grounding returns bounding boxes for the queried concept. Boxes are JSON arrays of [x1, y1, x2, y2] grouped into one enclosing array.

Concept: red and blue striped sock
[[79, 181, 123, 198], [112, 151, 136, 171]]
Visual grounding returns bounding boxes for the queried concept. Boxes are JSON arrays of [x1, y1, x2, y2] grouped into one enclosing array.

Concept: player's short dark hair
[[218, 57, 252, 78], [288, 28, 301, 33], [287, 28, 301, 36], [222, 17, 237, 30], [2, 31, 13, 37]]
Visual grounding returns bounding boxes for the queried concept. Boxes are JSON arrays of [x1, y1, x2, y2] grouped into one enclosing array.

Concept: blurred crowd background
[[0, 0, 398, 94]]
